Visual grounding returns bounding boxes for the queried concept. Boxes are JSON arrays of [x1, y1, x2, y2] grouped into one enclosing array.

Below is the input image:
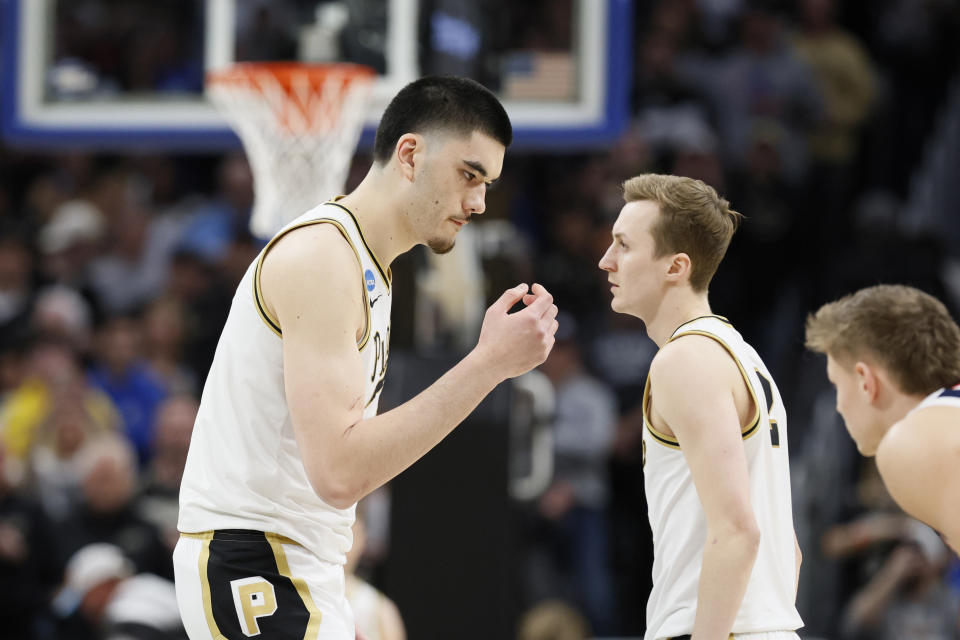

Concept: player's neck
[[644, 288, 712, 348], [337, 170, 414, 266], [879, 388, 929, 431]]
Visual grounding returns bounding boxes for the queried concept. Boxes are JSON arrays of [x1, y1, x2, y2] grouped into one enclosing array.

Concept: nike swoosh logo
[[369, 294, 383, 309]]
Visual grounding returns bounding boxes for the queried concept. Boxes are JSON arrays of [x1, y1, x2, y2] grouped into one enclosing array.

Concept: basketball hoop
[[207, 63, 376, 238]]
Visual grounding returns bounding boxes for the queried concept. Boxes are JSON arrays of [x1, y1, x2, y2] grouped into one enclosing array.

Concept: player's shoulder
[[876, 406, 955, 475], [651, 332, 738, 388], [262, 221, 361, 281]]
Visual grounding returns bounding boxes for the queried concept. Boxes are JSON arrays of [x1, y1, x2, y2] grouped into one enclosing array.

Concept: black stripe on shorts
[[204, 529, 312, 639]]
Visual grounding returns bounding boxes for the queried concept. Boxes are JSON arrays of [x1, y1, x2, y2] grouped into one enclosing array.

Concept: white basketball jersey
[[642, 316, 802, 640], [178, 199, 392, 566], [911, 383, 960, 413]]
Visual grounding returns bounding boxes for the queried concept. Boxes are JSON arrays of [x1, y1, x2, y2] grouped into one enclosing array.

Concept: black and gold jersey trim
[[642, 326, 762, 449], [252, 218, 372, 350], [327, 200, 393, 289], [642, 374, 681, 449], [670, 314, 732, 337], [673, 329, 761, 440]]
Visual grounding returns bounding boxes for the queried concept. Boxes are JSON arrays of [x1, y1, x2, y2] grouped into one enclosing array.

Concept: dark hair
[[373, 76, 512, 164]]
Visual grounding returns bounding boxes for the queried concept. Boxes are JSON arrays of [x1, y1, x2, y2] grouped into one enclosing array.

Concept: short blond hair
[[805, 285, 960, 395], [623, 173, 743, 292]]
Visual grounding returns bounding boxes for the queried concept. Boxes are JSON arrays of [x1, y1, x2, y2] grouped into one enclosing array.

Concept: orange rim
[[206, 62, 376, 90]]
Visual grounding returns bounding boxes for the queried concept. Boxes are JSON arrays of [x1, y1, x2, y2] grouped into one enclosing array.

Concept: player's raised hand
[[475, 283, 559, 380]]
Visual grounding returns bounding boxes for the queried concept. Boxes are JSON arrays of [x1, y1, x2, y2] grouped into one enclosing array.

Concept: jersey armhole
[[253, 219, 371, 349], [664, 330, 762, 440], [642, 374, 681, 449]]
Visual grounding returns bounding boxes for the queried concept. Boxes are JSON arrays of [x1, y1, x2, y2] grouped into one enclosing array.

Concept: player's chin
[[608, 294, 624, 312], [848, 425, 878, 457], [427, 235, 456, 255]]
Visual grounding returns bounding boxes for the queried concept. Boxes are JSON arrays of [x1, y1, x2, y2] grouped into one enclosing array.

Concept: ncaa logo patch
[[365, 269, 376, 292]]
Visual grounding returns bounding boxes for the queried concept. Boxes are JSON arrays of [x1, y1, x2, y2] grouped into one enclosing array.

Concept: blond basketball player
[[806, 285, 960, 554], [598, 174, 803, 640], [173, 77, 559, 639]]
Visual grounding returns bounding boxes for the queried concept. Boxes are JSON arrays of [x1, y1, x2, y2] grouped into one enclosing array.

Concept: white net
[[207, 64, 375, 239]]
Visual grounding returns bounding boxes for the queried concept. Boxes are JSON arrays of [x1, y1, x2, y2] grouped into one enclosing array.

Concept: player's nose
[[599, 246, 615, 271], [464, 184, 486, 215]]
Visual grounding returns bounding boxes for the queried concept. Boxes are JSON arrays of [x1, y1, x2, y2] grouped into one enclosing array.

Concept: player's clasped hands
[[475, 283, 559, 379]]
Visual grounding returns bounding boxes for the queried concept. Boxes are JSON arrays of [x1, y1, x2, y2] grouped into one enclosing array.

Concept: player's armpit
[[877, 408, 960, 552], [259, 223, 369, 508]]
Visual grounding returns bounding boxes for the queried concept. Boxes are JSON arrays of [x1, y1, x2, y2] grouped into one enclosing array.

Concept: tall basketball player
[[173, 77, 559, 639], [598, 174, 803, 640], [806, 285, 960, 554]]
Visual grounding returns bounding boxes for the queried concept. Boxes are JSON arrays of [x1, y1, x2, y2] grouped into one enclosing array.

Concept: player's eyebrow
[[463, 159, 500, 186], [613, 231, 628, 241]]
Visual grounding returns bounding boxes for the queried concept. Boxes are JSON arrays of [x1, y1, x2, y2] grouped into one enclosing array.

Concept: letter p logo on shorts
[[230, 576, 278, 637]]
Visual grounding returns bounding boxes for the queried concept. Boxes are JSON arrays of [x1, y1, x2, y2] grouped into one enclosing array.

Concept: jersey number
[[754, 369, 780, 448], [366, 327, 390, 408]]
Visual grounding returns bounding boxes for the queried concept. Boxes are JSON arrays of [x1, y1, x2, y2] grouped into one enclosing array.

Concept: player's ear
[[854, 361, 879, 403], [395, 133, 421, 181], [665, 252, 691, 282]]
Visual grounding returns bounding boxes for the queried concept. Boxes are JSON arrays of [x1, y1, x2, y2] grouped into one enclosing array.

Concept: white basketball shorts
[[174, 530, 354, 639]]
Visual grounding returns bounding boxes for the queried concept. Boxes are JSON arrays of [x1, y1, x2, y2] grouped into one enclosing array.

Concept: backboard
[[1, 0, 631, 151]]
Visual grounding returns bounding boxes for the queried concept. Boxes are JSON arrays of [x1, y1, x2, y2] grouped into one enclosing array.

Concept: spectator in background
[[84, 167, 188, 316], [138, 394, 197, 554], [0, 237, 36, 351], [178, 154, 254, 264], [87, 206, 174, 315], [536, 205, 609, 320], [0, 337, 30, 398], [1, 337, 119, 464], [141, 297, 196, 395], [28, 383, 117, 521], [823, 460, 960, 640], [677, 2, 823, 183], [345, 499, 406, 640], [88, 314, 167, 464], [793, 0, 876, 217], [36, 199, 106, 325], [59, 434, 172, 581], [161, 248, 233, 384], [839, 521, 959, 639], [0, 442, 63, 640], [529, 315, 617, 634], [792, 0, 876, 263], [54, 543, 184, 640], [32, 285, 95, 356]]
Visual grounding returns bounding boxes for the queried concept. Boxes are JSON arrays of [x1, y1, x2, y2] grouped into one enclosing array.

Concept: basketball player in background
[[806, 284, 960, 554], [174, 76, 559, 639], [345, 501, 405, 640], [598, 174, 803, 640]]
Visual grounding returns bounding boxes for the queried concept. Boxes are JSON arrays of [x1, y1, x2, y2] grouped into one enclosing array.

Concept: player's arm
[[261, 225, 558, 509], [650, 336, 761, 640], [876, 408, 960, 554]]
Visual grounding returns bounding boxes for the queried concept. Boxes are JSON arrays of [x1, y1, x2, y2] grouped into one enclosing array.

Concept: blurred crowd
[[3, 0, 960, 638]]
